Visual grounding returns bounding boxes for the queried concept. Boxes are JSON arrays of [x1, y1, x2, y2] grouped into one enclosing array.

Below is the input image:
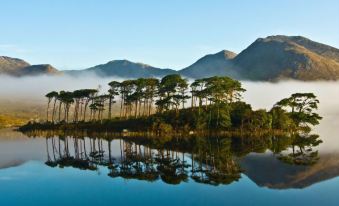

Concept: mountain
[[0, 56, 60, 76], [2, 35, 339, 80], [0, 56, 30, 75], [75, 36, 339, 81], [19, 64, 60, 76], [68, 59, 177, 78], [233, 35, 339, 81], [179, 50, 237, 79]]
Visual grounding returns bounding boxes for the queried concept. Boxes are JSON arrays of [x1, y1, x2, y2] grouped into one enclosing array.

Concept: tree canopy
[[36, 75, 322, 135]]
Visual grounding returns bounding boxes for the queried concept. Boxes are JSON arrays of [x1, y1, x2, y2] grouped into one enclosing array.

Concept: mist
[[0, 75, 338, 152], [0, 74, 119, 101]]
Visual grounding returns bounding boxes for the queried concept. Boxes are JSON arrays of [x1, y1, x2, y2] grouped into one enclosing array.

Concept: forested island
[[19, 74, 322, 137]]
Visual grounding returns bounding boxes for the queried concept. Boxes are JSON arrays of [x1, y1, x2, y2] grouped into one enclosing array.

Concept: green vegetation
[[274, 93, 322, 132], [20, 75, 322, 135]]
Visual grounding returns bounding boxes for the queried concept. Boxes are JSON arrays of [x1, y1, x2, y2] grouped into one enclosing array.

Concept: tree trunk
[[134, 101, 138, 118], [58, 102, 62, 122], [83, 100, 89, 122], [46, 99, 51, 122], [120, 94, 124, 118], [51, 99, 57, 123], [108, 96, 112, 119]]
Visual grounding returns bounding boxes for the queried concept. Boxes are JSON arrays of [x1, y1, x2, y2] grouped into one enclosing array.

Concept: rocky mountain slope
[[0, 56, 30, 76], [179, 50, 237, 79], [0, 56, 60, 76], [233, 35, 339, 81]]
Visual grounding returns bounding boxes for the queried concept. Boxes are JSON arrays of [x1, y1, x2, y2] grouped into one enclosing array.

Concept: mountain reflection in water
[[19, 130, 332, 188]]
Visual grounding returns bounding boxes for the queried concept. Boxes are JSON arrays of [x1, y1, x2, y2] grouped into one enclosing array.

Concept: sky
[[0, 0, 338, 70]]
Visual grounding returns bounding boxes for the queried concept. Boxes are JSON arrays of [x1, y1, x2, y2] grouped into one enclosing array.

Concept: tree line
[[45, 75, 243, 122], [43, 74, 322, 133]]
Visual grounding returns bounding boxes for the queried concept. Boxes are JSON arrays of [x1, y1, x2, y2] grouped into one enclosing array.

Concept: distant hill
[[19, 64, 61, 76], [179, 50, 237, 79], [66, 60, 177, 78], [67, 35, 339, 81], [233, 35, 339, 81], [0, 56, 60, 77], [0, 56, 30, 75], [2, 35, 339, 81]]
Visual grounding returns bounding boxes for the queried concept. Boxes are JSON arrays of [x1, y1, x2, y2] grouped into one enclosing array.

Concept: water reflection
[[24, 130, 324, 187], [277, 134, 322, 165]]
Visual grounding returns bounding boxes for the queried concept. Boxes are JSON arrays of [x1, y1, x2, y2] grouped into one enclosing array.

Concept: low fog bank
[[0, 75, 338, 151], [0, 74, 120, 101], [242, 81, 339, 152]]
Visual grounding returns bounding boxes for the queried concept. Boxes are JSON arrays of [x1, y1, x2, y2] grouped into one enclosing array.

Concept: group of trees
[[45, 89, 99, 123], [44, 75, 244, 122], [43, 74, 322, 133], [45, 75, 188, 123], [229, 92, 322, 132], [273, 93, 322, 131]]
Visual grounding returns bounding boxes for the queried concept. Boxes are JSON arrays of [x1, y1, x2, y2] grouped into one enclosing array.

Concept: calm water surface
[[0, 128, 338, 206]]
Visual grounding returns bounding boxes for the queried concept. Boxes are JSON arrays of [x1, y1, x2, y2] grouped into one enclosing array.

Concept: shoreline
[[18, 120, 291, 139]]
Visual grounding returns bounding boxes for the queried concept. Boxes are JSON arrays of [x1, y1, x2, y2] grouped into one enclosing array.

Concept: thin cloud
[[0, 44, 29, 54]]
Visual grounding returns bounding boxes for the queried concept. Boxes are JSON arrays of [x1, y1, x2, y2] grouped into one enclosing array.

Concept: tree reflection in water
[[277, 134, 322, 165], [27, 130, 322, 186]]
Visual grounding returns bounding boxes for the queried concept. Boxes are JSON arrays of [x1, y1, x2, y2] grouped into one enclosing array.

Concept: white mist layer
[[0, 76, 338, 152], [0, 75, 117, 101]]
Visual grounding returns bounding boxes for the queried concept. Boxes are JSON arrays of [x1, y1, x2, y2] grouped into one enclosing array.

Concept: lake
[[0, 80, 338, 206], [0, 127, 338, 206]]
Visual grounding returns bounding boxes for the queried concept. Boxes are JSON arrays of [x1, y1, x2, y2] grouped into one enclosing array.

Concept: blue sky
[[0, 0, 338, 70]]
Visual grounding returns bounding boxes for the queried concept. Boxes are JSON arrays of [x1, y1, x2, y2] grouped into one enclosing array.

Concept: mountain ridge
[[233, 35, 339, 80], [179, 50, 237, 78], [65, 59, 177, 78], [0, 56, 30, 75], [0, 56, 60, 77], [1, 35, 339, 81]]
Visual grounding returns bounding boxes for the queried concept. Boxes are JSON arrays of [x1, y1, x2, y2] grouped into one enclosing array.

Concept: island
[[19, 74, 322, 138]]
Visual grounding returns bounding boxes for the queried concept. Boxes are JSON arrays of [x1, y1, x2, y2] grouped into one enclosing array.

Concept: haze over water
[[0, 76, 338, 206], [1, 75, 338, 151], [0, 75, 339, 152]]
